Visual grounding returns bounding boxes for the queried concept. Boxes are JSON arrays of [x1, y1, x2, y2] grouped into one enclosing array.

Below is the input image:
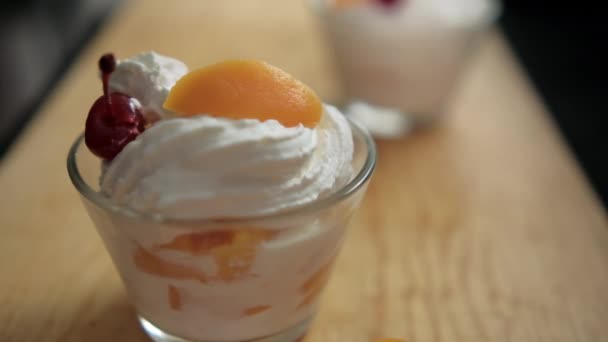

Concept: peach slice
[[163, 60, 322, 128], [296, 256, 337, 309], [168, 284, 182, 311], [157, 229, 278, 282], [333, 0, 366, 8], [210, 230, 278, 281], [300, 259, 334, 293], [133, 245, 208, 283], [242, 305, 272, 317], [157, 230, 235, 255]]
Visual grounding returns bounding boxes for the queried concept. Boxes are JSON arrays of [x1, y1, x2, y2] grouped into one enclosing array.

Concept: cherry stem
[[99, 53, 116, 114]]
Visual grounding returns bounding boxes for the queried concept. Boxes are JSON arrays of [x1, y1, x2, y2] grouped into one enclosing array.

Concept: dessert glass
[[67, 117, 376, 342], [311, 0, 501, 137]]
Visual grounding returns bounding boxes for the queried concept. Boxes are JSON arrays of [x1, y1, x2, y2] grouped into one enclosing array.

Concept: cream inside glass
[[313, 0, 501, 136], [68, 52, 376, 341]]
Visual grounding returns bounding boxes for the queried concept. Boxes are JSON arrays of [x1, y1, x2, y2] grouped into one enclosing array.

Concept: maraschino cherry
[[85, 53, 145, 160]]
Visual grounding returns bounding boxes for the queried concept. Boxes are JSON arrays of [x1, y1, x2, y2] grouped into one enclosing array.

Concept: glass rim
[[309, 0, 503, 26], [67, 117, 377, 225]]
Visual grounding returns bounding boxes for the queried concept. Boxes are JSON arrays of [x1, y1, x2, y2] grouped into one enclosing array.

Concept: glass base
[[343, 100, 442, 139], [138, 315, 311, 342]]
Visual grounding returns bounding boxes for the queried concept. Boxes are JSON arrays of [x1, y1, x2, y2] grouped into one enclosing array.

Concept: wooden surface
[[1, 0, 607, 341]]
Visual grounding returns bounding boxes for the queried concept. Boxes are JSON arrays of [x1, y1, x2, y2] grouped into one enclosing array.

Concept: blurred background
[[0, 0, 605, 206]]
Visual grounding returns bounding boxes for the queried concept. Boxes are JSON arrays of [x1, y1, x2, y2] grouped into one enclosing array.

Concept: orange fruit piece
[[242, 305, 272, 317], [133, 245, 208, 283], [296, 255, 337, 310], [163, 60, 322, 128], [156, 230, 235, 255], [333, 0, 366, 8], [167, 284, 182, 311], [156, 229, 278, 282]]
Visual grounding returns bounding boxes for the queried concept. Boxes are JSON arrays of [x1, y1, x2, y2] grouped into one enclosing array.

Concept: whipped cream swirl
[[101, 106, 353, 219], [109, 51, 188, 121], [101, 52, 354, 219]]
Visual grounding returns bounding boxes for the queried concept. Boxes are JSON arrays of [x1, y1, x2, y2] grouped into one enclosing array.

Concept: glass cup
[[67, 118, 376, 342], [312, 0, 501, 137]]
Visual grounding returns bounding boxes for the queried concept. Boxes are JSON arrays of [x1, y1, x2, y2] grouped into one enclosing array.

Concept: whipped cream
[[327, 0, 500, 28], [395, 0, 500, 28], [109, 51, 188, 121], [102, 52, 354, 219], [319, 0, 499, 124]]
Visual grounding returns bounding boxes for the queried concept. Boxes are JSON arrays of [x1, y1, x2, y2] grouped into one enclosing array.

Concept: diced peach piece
[[296, 256, 337, 310], [333, 0, 366, 8], [168, 284, 182, 311], [157, 229, 278, 282], [133, 245, 207, 283], [300, 256, 335, 293], [157, 230, 235, 255], [163, 60, 322, 128], [296, 282, 326, 310], [210, 229, 277, 281], [242, 305, 271, 317]]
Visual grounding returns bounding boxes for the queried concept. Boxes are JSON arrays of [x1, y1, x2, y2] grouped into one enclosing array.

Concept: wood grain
[[1, 0, 607, 341]]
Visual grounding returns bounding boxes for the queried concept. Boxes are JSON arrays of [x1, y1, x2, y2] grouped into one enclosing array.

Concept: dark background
[[0, 0, 606, 207], [499, 2, 606, 207]]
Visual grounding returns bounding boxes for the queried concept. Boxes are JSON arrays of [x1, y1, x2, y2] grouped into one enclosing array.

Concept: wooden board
[[1, 0, 606, 341]]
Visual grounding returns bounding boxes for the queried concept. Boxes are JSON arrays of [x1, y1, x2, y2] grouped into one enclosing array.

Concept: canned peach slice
[[242, 305, 272, 317], [333, 0, 366, 8], [133, 245, 208, 283], [163, 60, 322, 128], [157, 229, 278, 282], [296, 256, 336, 309], [167, 284, 182, 311]]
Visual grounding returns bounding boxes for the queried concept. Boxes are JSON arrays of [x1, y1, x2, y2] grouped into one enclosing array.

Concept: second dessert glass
[[67, 117, 376, 342], [312, 0, 501, 137]]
